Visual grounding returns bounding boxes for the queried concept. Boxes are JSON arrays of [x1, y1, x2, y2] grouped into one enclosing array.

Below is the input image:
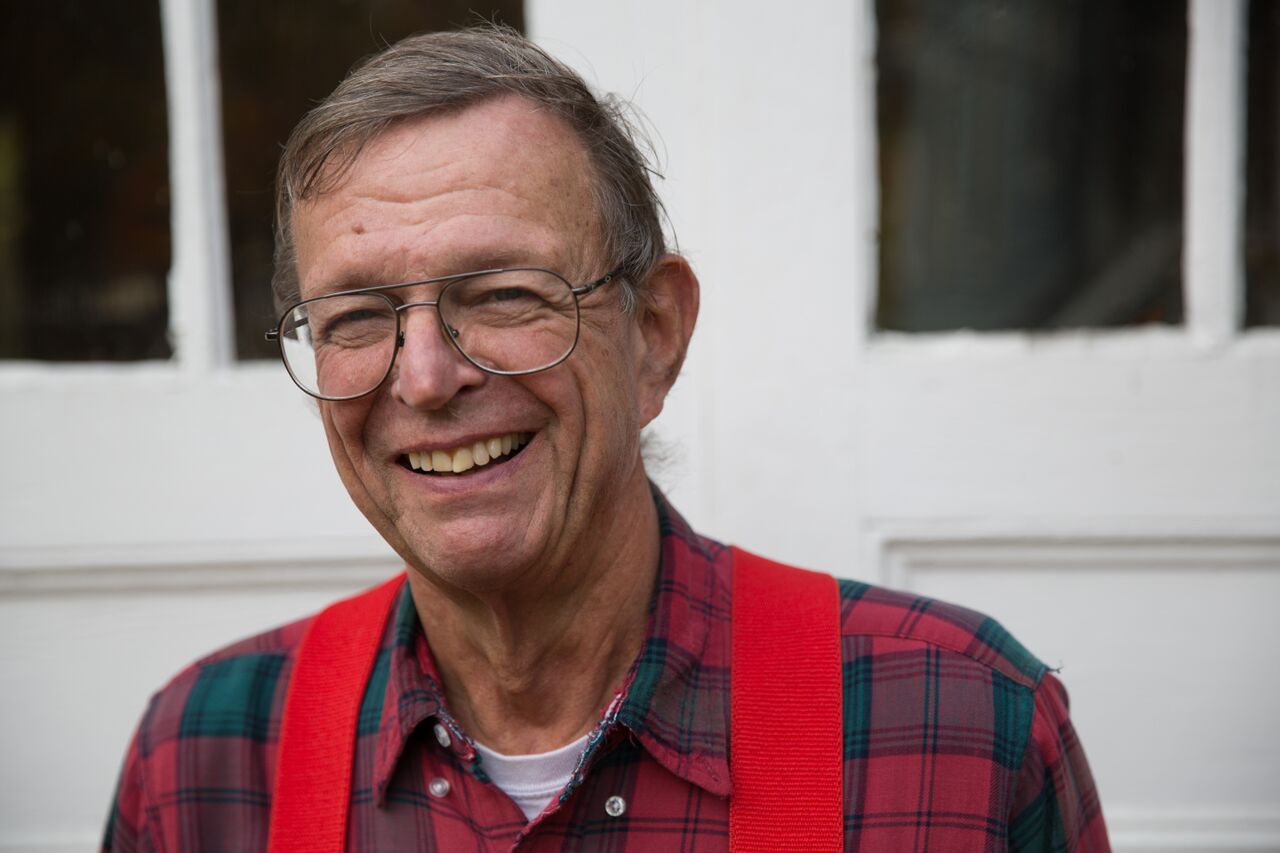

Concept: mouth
[[399, 431, 532, 476]]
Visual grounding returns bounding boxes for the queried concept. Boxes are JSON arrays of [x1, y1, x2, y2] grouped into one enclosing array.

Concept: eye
[[442, 271, 574, 324], [320, 309, 379, 338], [453, 283, 551, 312], [487, 287, 541, 303], [311, 299, 395, 347], [331, 307, 385, 325]]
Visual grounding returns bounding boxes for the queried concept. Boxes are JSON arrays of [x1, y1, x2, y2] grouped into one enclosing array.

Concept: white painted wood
[[1106, 807, 1280, 852], [160, 0, 234, 371], [536, 0, 867, 574], [850, 0, 881, 347], [0, 587, 360, 850], [1185, 0, 1247, 348], [859, 334, 1280, 523], [2, 0, 1277, 849], [0, 367, 376, 554], [0, 548, 398, 596], [0, 840, 99, 853]]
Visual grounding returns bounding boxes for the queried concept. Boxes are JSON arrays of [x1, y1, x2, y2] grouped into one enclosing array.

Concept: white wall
[[1, 1, 1276, 850]]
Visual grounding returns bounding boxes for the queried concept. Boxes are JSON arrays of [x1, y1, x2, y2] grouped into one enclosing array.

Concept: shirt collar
[[371, 487, 733, 804], [613, 491, 732, 795]]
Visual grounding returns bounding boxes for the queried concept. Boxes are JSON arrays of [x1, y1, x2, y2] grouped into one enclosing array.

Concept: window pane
[[1246, 0, 1278, 327], [0, 2, 172, 360], [218, 1, 525, 360], [876, 0, 1186, 332]]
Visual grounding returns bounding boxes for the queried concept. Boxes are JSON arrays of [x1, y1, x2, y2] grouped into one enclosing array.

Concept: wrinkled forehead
[[292, 96, 608, 294]]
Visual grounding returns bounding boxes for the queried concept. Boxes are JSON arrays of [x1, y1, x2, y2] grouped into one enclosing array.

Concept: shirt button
[[432, 722, 452, 749], [605, 795, 626, 817], [429, 777, 451, 798]]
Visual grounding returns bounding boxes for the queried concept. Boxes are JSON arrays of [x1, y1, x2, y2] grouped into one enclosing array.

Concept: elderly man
[[104, 27, 1108, 852]]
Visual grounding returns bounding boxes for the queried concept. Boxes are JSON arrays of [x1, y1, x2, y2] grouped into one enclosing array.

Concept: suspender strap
[[730, 546, 844, 852], [268, 573, 406, 853], [269, 552, 842, 851]]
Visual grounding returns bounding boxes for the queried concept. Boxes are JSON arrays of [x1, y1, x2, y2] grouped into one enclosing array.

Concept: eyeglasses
[[266, 267, 621, 401]]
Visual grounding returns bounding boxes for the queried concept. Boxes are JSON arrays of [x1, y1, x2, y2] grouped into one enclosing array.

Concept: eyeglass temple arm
[[571, 267, 624, 297]]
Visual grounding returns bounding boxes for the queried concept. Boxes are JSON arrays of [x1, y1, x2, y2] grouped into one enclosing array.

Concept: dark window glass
[[0, 2, 172, 360], [218, 1, 525, 360], [1246, 0, 1278, 327], [876, 0, 1186, 332]]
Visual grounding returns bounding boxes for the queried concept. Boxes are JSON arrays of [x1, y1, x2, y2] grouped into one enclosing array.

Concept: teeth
[[408, 432, 530, 475]]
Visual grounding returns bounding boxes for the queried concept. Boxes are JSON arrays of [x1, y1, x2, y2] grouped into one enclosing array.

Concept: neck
[[406, 473, 659, 755]]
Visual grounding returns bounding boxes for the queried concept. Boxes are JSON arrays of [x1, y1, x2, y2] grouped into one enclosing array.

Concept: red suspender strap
[[730, 546, 844, 852], [268, 573, 406, 853], [269, 553, 841, 851]]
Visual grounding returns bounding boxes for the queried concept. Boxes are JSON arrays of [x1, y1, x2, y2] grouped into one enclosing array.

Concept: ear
[[635, 254, 700, 427]]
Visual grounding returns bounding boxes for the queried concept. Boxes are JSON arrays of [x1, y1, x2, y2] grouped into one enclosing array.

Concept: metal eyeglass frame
[[265, 266, 623, 401]]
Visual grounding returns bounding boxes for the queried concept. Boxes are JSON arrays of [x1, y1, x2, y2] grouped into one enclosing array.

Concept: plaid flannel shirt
[[104, 493, 1108, 851]]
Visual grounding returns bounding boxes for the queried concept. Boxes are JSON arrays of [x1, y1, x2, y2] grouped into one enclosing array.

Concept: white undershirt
[[474, 734, 591, 821]]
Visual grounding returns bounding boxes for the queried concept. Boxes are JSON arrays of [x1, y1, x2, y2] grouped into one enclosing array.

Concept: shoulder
[[134, 575, 409, 752], [836, 578, 1048, 690], [833, 578, 1058, 784], [105, 613, 324, 850], [134, 612, 314, 754]]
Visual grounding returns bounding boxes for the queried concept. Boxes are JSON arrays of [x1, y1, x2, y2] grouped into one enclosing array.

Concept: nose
[[388, 305, 487, 410]]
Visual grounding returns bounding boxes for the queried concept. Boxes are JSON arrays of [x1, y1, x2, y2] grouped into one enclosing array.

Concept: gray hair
[[272, 25, 668, 314]]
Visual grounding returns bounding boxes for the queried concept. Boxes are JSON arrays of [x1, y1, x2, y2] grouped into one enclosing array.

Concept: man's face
[[290, 96, 665, 593]]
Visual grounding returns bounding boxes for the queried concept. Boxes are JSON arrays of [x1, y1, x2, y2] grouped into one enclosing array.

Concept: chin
[[417, 554, 540, 598], [402, 525, 545, 594]]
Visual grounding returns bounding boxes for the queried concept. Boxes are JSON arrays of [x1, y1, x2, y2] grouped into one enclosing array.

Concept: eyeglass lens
[[278, 269, 580, 399]]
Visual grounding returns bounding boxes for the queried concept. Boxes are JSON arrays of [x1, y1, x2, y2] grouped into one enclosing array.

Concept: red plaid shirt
[[104, 494, 1108, 851]]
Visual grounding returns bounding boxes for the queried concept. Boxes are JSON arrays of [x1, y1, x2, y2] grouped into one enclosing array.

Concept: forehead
[[292, 95, 603, 295]]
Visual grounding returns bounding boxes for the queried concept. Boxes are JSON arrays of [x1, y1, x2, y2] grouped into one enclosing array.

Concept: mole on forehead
[[295, 102, 602, 296]]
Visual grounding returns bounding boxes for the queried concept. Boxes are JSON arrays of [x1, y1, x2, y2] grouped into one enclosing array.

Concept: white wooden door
[[0, 3, 402, 850], [1, 1, 1275, 851], [540, 1, 1280, 851]]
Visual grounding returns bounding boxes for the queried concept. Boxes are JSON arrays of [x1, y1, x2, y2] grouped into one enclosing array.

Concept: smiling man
[[287, 92, 690, 762], [103, 27, 1108, 852]]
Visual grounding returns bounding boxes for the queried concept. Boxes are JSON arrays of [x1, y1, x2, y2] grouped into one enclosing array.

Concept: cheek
[[321, 401, 374, 472], [584, 364, 644, 457], [527, 360, 638, 465], [569, 342, 634, 418]]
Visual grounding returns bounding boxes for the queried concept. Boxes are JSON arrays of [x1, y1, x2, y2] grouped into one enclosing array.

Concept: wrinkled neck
[[407, 477, 659, 754]]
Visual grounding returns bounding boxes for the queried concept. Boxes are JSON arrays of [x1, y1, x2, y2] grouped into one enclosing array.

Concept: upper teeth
[[407, 432, 529, 474]]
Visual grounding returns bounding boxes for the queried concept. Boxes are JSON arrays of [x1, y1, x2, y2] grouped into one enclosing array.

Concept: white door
[[542, 1, 1280, 851], [1, 1, 1275, 851]]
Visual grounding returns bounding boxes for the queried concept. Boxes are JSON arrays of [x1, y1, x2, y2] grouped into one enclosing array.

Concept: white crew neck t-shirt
[[474, 734, 591, 821]]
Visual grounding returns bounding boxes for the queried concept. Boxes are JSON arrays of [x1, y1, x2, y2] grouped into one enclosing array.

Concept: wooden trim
[[1184, 0, 1248, 348], [0, 538, 399, 596]]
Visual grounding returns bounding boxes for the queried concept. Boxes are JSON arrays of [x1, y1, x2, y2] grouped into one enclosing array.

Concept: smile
[[402, 432, 531, 475]]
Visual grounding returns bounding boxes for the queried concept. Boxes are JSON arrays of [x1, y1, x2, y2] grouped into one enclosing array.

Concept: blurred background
[[1, 1, 1277, 850]]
